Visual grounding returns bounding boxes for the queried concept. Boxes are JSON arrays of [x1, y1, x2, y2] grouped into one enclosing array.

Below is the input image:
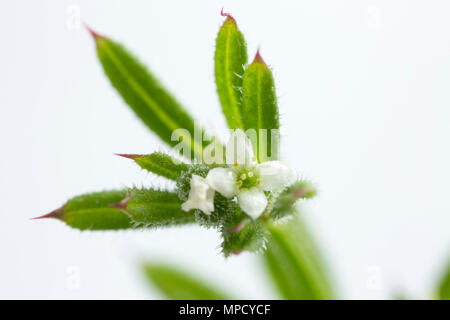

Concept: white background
[[1, 0, 449, 299]]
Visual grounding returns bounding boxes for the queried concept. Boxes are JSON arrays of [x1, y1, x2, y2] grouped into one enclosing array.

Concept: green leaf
[[143, 263, 231, 300], [438, 258, 450, 300], [270, 180, 317, 220], [127, 188, 195, 227], [263, 214, 335, 300], [37, 188, 195, 230], [242, 51, 280, 162], [92, 32, 206, 160], [118, 152, 189, 181], [214, 15, 248, 129]]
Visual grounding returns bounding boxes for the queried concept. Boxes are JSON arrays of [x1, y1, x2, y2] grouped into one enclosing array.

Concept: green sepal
[[221, 218, 267, 257], [127, 188, 195, 227], [270, 180, 317, 220], [214, 16, 248, 129], [242, 52, 280, 162], [120, 152, 189, 181], [94, 34, 207, 160], [263, 214, 335, 300], [143, 263, 231, 300], [193, 193, 240, 229]]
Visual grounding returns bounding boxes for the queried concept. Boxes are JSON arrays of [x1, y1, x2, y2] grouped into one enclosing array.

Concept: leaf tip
[[252, 48, 266, 65], [220, 7, 236, 24], [84, 23, 104, 41], [115, 153, 142, 160], [32, 206, 64, 221]]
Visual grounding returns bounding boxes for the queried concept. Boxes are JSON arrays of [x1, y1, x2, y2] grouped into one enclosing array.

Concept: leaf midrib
[[256, 66, 263, 132], [224, 26, 243, 129], [127, 202, 181, 209]]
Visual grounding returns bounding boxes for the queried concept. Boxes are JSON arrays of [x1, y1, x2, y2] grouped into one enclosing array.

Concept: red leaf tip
[[115, 153, 142, 160], [32, 207, 63, 221], [84, 23, 104, 41], [221, 7, 236, 23], [253, 48, 266, 65]]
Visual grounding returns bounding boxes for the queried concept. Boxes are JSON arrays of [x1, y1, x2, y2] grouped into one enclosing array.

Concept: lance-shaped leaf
[[118, 152, 189, 181], [214, 12, 248, 129], [437, 258, 450, 300], [89, 29, 205, 160], [263, 214, 335, 300], [143, 263, 231, 300], [242, 51, 280, 162], [270, 180, 317, 220], [36, 189, 195, 230]]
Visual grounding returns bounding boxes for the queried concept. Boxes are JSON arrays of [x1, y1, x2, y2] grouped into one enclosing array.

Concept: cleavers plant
[[36, 10, 450, 301], [36, 10, 344, 300], [39, 11, 317, 256]]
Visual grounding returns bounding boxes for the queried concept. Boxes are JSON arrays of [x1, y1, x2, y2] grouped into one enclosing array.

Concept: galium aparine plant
[[36, 10, 318, 258], [34, 10, 450, 301]]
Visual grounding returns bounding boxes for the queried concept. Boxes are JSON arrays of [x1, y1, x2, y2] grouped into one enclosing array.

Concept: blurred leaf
[[438, 258, 450, 300], [143, 263, 231, 300], [93, 33, 207, 159], [214, 15, 247, 129], [270, 180, 317, 220], [242, 51, 280, 162], [263, 214, 335, 300], [391, 291, 409, 300]]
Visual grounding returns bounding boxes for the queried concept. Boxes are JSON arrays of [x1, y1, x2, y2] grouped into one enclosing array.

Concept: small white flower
[[206, 129, 293, 219], [181, 174, 215, 215]]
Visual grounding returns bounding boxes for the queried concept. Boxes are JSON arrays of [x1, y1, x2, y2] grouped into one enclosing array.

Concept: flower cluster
[[181, 130, 293, 219]]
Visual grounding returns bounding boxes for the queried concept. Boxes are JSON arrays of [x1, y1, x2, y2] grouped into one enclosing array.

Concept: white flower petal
[[206, 167, 237, 198], [257, 161, 293, 191], [181, 175, 214, 215], [225, 129, 256, 166], [237, 188, 268, 219]]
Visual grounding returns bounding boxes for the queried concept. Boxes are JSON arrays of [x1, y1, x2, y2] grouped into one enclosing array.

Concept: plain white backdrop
[[1, 0, 449, 299]]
